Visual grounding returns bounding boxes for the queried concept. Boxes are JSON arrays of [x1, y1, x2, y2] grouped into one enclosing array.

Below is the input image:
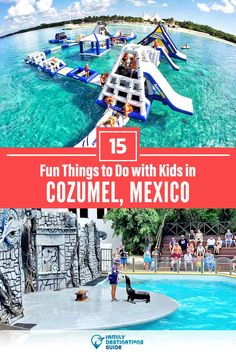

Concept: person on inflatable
[[129, 54, 137, 78], [100, 72, 109, 86], [85, 64, 90, 78], [152, 40, 159, 49]]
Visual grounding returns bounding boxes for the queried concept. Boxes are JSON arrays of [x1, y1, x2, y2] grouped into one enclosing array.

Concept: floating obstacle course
[[25, 43, 193, 147], [138, 23, 187, 61], [25, 50, 101, 84], [25, 44, 193, 116]]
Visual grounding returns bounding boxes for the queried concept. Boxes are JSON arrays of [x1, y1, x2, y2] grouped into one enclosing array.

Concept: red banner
[[0, 128, 234, 208]]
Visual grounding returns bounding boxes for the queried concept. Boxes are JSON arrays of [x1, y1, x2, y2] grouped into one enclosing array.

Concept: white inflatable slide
[[143, 61, 193, 116], [156, 47, 180, 71]]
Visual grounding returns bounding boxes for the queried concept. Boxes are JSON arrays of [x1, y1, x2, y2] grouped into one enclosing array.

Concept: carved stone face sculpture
[[64, 211, 78, 228], [97, 231, 108, 240], [0, 209, 21, 246], [24, 208, 41, 219]]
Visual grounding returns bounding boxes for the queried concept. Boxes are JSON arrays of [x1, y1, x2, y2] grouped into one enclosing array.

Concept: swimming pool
[[115, 275, 236, 330], [0, 24, 236, 147]]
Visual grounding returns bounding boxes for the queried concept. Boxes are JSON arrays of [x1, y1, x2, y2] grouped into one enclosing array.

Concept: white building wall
[[42, 208, 122, 251], [77, 209, 122, 250]]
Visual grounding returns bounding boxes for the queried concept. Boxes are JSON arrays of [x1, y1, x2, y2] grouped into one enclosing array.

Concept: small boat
[[63, 23, 81, 30], [181, 44, 190, 50]]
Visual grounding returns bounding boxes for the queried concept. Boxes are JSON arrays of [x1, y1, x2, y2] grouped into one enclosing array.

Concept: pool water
[[118, 275, 236, 330], [0, 24, 236, 147]]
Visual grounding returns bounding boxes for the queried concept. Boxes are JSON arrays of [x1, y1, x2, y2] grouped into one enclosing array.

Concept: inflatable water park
[[24, 23, 193, 147]]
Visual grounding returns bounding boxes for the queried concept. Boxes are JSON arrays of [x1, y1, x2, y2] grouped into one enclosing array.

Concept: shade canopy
[[80, 33, 109, 43]]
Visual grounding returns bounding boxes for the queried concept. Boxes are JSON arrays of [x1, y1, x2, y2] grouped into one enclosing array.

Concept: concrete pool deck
[[14, 286, 178, 330]]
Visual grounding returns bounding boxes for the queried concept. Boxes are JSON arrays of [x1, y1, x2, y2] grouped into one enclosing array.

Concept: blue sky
[[0, 0, 236, 35]]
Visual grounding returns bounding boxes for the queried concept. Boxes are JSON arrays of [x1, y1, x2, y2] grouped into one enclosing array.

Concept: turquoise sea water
[[116, 275, 236, 330], [0, 24, 236, 147]]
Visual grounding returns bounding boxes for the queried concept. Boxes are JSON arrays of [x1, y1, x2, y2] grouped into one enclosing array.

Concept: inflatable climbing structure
[[96, 44, 193, 121], [138, 23, 187, 61], [93, 22, 112, 37]]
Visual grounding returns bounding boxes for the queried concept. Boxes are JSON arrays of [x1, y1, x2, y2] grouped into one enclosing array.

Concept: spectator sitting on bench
[[196, 252, 204, 272], [188, 241, 195, 255], [169, 237, 176, 252], [204, 250, 216, 272], [215, 236, 222, 255], [206, 236, 215, 252], [232, 232, 236, 247], [184, 250, 194, 271], [225, 229, 233, 248], [197, 242, 205, 256], [231, 255, 236, 272], [188, 229, 196, 245], [178, 235, 188, 254], [195, 229, 203, 245], [170, 243, 182, 271]]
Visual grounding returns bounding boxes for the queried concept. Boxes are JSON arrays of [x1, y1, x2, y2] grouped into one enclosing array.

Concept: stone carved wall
[[36, 211, 107, 289], [78, 221, 107, 285], [0, 210, 23, 324], [0, 209, 107, 324]]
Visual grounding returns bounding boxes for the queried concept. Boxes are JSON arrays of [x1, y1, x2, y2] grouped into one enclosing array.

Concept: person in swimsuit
[[129, 54, 137, 78], [85, 64, 90, 78], [152, 40, 159, 49]]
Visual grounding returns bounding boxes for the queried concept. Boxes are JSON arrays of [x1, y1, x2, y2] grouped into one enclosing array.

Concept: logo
[[91, 335, 105, 349]]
